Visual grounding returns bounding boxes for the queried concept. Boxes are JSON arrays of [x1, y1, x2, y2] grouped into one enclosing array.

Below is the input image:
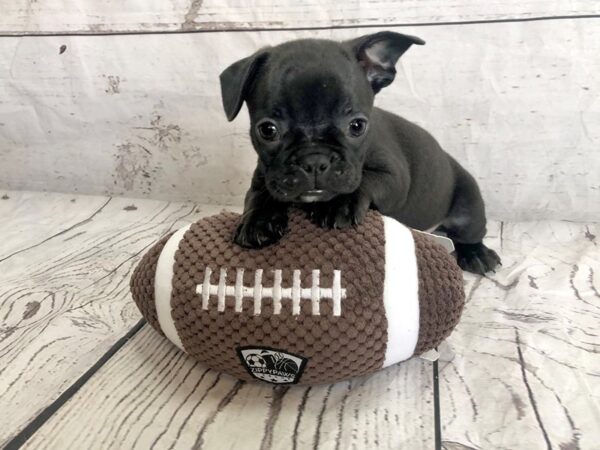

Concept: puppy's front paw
[[454, 242, 501, 274], [234, 213, 288, 248], [308, 194, 368, 230]]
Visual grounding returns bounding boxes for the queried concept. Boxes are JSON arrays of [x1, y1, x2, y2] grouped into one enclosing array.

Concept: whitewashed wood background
[[0, 1, 599, 221]]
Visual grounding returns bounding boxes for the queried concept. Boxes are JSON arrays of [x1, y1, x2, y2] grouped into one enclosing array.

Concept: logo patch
[[237, 346, 308, 384]]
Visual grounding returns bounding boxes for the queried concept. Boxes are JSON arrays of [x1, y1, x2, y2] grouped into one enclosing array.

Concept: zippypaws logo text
[[237, 347, 308, 384]]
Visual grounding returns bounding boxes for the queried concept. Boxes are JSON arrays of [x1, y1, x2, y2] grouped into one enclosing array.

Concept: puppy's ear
[[219, 51, 269, 121], [345, 31, 425, 93]]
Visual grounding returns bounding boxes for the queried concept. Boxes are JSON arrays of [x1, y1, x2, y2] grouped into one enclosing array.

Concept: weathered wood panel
[[440, 221, 600, 449], [0, 1, 597, 34], [22, 327, 435, 450], [1, 19, 599, 221], [0, 191, 108, 262], [0, 191, 228, 446]]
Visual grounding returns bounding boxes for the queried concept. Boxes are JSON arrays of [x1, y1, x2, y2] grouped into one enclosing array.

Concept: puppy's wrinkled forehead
[[257, 40, 372, 122], [277, 67, 349, 122]]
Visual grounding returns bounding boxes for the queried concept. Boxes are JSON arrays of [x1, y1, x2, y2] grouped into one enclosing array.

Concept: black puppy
[[219, 32, 500, 274]]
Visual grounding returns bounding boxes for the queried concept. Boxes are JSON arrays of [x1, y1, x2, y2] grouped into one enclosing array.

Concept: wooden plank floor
[[440, 222, 600, 449], [0, 191, 226, 447], [1, 190, 599, 449], [19, 327, 434, 450]]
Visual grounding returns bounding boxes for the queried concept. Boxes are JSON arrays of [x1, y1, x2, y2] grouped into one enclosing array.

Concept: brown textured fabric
[[170, 210, 387, 385], [130, 232, 174, 336], [411, 231, 465, 355]]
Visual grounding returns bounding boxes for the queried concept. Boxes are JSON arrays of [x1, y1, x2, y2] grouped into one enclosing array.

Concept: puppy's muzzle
[[277, 152, 337, 202], [267, 148, 358, 202]]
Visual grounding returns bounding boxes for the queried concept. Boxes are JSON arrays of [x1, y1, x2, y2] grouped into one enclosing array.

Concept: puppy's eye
[[257, 121, 279, 141], [348, 118, 368, 137]]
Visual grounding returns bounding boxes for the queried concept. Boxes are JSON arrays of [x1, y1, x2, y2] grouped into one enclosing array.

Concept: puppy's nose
[[282, 176, 299, 187], [299, 153, 330, 175]]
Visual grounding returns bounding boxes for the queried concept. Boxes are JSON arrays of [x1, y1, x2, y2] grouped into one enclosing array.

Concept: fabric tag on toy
[[414, 230, 455, 254], [419, 348, 440, 362], [419, 342, 455, 363], [437, 341, 456, 363]]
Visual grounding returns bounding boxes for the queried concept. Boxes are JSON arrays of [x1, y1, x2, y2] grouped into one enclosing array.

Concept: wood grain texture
[[1, 19, 599, 221], [0, 191, 109, 262], [0, 190, 228, 447], [0, 0, 598, 34], [2, 191, 599, 448], [440, 221, 600, 449], [21, 326, 435, 450]]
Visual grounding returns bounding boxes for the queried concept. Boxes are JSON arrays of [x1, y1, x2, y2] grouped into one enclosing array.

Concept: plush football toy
[[130, 210, 464, 385]]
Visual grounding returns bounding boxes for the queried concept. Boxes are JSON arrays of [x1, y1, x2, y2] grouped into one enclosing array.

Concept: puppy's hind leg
[[437, 162, 501, 274]]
